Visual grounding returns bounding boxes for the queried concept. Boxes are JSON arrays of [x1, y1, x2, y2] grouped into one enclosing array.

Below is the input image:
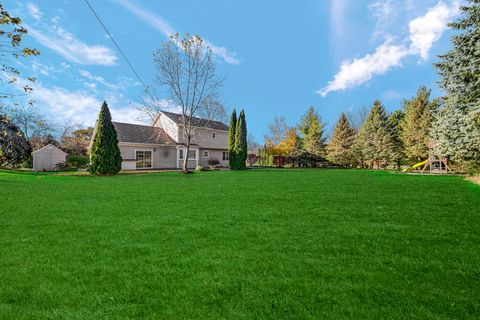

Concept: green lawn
[[0, 169, 479, 319]]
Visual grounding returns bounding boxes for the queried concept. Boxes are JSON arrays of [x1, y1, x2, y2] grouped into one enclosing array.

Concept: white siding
[[154, 114, 180, 142], [118, 143, 177, 169], [32, 145, 67, 171]]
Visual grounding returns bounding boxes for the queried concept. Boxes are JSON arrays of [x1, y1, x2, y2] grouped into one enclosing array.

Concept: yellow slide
[[402, 159, 428, 172]]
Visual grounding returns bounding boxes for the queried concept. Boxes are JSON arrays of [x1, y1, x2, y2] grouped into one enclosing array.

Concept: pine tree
[[327, 113, 356, 167], [89, 101, 122, 175], [228, 109, 237, 169], [298, 106, 327, 157], [400, 86, 435, 164], [353, 100, 395, 169], [432, 0, 480, 166], [234, 110, 247, 170], [389, 109, 405, 170]]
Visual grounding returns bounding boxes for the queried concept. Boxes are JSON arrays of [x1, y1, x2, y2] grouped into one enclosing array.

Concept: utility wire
[[83, 0, 148, 89]]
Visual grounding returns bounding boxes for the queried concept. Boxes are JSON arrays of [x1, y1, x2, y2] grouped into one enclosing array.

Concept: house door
[[136, 150, 152, 169]]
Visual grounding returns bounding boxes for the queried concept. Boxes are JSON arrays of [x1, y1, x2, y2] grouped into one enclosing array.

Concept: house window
[[136, 150, 152, 169], [203, 150, 209, 158], [222, 151, 229, 161], [212, 132, 216, 138], [188, 150, 197, 160], [179, 149, 197, 160]]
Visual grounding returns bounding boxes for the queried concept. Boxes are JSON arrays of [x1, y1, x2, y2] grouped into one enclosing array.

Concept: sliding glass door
[[136, 150, 152, 169]]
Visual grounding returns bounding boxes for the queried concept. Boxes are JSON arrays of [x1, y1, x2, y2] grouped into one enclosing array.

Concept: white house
[[91, 111, 229, 170]]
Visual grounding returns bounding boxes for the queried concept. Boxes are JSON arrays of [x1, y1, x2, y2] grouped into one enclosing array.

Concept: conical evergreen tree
[[228, 109, 237, 169], [327, 113, 356, 167], [353, 100, 395, 169], [89, 101, 122, 175], [234, 110, 247, 170], [400, 86, 435, 164], [389, 109, 405, 170], [432, 0, 480, 166], [298, 106, 327, 157]]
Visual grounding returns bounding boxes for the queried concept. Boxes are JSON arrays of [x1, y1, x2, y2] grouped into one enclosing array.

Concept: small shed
[[32, 144, 67, 171]]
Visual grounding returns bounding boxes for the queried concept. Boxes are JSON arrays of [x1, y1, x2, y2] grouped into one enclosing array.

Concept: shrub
[[273, 155, 287, 168], [67, 155, 89, 169], [207, 158, 220, 167], [247, 154, 257, 166], [195, 165, 209, 172]]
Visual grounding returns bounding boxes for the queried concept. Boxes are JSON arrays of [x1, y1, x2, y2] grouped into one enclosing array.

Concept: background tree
[[346, 105, 370, 132], [327, 113, 356, 167], [228, 109, 237, 169], [264, 115, 288, 146], [198, 99, 228, 124], [400, 86, 435, 163], [353, 100, 395, 169], [153, 33, 223, 172], [61, 127, 94, 156], [277, 128, 299, 156], [6, 103, 53, 140], [389, 109, 405, 170], [89, 102, 122, 175], [0, 115, 31, 167], [234, 110, 247, 170], [432, 0, 480, 169], [298, 106, 327, 157], [0, 4, 40, 99], [247, 133, 260, 154]]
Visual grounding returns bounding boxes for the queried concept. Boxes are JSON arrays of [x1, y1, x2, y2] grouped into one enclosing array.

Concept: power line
[[83, 0, 148, 89]]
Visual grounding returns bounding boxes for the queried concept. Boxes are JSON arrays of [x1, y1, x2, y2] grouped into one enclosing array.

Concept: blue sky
[[7, 0, 460, 141]]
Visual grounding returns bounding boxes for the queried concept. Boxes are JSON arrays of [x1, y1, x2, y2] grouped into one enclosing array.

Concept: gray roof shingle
[[161, 111, 229, 131], [112, 122, 176, 145]]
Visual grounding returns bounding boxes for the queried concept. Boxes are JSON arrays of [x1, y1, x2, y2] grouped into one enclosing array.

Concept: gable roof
[[112, 122, 176, 145], [160, 111, 229, 131], [32, 144, 67, 155]]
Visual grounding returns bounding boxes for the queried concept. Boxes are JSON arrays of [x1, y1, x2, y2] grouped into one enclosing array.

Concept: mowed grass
[[0, 169, 479, 319]]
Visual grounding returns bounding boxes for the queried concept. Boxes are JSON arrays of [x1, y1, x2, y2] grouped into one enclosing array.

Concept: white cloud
[[319, 0, 459, 97], [27, 25, 117, 66], [318, 42, 407, 97], [117, 0, 240, 65], [369, 0, 395, 40], [30, 84, 141, 127], [408, 1, 459, 60], [330, 0, 348, 38], [78, 69, 115, 89], [26, 2, 42, 20]]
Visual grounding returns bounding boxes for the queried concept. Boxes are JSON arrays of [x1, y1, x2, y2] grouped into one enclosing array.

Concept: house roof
[[32, 144, 67, 155], [161, 111, 229, 131], [112, 122, 176, 145]]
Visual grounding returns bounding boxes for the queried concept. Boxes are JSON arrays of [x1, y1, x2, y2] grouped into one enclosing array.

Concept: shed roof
[[32, 144, 67, 155]]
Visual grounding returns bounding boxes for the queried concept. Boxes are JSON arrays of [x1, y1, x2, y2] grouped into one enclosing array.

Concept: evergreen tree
[[327, 113, 356, 167], [435, 0, 480, 105], [89, 101, 122, 175], [433, 0, 480, 167], [353, 100, 395, 169], [389, 109, 405, 170], [228, 109, 237, 169], [298, 106, 327, 157], [234, 110, 247, 170], [431, 104, 480, 163], [400, 86, 435, 163], [0, 115, 31, 167]]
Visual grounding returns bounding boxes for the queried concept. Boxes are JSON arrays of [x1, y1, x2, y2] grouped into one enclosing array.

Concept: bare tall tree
[[7, 102, 52, 140], [346, 106, 369, 132], [153, 33, 223, 172], [264, 115, 288, 146], [198, 98, 228, 124]]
